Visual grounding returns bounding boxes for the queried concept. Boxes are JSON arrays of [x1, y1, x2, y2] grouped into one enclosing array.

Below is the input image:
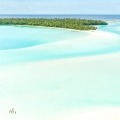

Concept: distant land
[[0, 18, 108, 30]]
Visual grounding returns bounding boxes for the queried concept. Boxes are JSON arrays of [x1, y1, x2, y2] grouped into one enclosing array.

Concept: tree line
[[0, 18, 108, 30]]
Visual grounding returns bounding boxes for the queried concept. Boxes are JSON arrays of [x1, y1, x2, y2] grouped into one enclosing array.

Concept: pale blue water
[[0, 21, 120, 65], [0, 16, 120, 119]]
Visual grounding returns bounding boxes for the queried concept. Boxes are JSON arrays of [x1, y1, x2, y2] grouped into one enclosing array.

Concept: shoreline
[[0, 50, 120, 120], [0, 20, 120, 120], [0, 24, 96, 32], [0, 23, 117, 36]]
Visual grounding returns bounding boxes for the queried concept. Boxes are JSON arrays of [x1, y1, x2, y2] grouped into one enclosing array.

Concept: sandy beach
[[0, 49, 120, 120], [0, 23, 120, 120]]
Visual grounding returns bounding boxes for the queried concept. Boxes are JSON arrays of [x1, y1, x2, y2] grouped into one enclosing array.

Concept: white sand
[[86, 30, 118, 39], [0, 52, 120, 120], [58, 106, 120, 120], [0, 30, 120, 120]]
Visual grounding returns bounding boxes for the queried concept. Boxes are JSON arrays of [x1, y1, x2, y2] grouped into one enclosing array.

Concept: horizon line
[[0, 14, 120, 15]]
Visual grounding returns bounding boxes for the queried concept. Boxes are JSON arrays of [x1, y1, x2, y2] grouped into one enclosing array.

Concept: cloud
[[0, 0, 119, 14]]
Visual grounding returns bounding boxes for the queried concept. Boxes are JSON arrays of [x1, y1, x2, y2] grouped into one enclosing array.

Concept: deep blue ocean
[[0, 14, 120, 20]]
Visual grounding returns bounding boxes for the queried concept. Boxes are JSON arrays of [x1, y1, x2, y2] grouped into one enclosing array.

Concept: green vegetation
[[0, 18, 108, 30]]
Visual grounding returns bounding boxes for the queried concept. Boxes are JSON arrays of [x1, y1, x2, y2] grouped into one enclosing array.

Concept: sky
[[0, 0, 120, 14]]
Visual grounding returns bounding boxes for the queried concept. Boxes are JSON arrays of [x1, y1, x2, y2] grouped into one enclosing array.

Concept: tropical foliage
[[0, 18, 108, 30]]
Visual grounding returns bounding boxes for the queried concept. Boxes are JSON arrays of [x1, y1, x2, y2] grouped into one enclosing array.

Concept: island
[[0, 18, 108, 30]]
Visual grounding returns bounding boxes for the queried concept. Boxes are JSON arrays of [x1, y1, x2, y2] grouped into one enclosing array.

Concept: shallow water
[[0, 22, 120, 65], [0, 22, 120, 120]]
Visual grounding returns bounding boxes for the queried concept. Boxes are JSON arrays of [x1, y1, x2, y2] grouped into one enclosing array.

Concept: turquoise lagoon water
[[0, 22, 120, 119], [0, 22, 120, 65]]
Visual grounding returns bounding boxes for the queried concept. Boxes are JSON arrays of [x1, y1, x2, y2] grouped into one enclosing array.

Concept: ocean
[[0, 14, 120, 120], [0, 14, 120, 20]]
